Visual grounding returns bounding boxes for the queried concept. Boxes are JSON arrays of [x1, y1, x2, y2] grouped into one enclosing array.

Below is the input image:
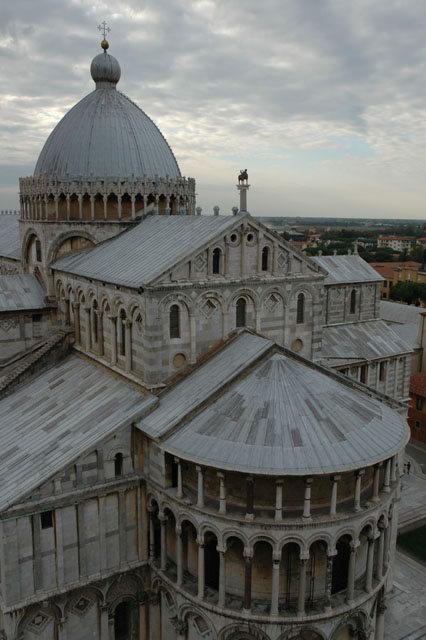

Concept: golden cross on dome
[[98, 21, 111, 39]]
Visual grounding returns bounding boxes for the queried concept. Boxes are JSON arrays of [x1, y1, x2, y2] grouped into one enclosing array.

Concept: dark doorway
[[332, 536, 351, 594], [204, 533, 219, 590], [114, 601, 131, 640]]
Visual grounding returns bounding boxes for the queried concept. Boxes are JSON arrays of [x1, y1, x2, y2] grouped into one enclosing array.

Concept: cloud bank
[[1, 0, 426, 217]]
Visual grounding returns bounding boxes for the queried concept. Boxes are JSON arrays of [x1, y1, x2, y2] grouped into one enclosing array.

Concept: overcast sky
[[1, 0, 426, 218]]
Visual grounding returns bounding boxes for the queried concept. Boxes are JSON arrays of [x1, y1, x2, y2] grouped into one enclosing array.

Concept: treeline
[[390, 282, 426, 305]]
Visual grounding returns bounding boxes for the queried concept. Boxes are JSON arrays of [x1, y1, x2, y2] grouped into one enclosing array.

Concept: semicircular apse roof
[[34, 51, 181, 179]]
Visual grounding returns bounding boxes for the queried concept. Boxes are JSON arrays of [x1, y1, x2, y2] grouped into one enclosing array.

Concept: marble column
[[303, 477, 313, 519], [346, 541, 359, 604], [109, 315, 117, 366], [125, 319, 132, 372], [148, 510, 155, 562], [354, 469, 365, 512], [218, 472, 226, 514], [84, 306, 91, 351], [372, 464, 381, 502], [175, 458, 183, 499], [196, 465, 204, 508], [275, 480, 283, 521], [159, 513, 168, 572], [245, 475, 254, 520], [271, 555, 281, 616], [330, 475, 340, 515], [72, 302, 80, 344], [375, 598, 386, 640], [197, 538, 205, 599], [176, 526, 183, 586], [383, 459, 391, 493], [365, 535, 375, 593], [297, 556, 308, 616], [100, 605, 109, 640], [324, 551, 335, 610], [97, 311, 104, 356], [64, 298, 71, 326], [218, 548, 226, 607], [243, 551, 253, 612], [376, 528, 385, 580]]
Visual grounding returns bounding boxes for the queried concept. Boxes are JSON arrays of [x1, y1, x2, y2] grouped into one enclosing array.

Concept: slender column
[[84, 306, 91, 351], [159, 513, 167, 572], [330, 475, 340, 515], [376, 527, 385, 580], [125, 319, 132, 372], [303, 477, 313, 519], [372, 464, 381, 502], [97, 311, 104, 356], [196, 465, 204, 508], [131, 195, 136, 220], [391, 455, 397, 483], [197, 538, 205, 599], [90, 195, 95, 220], [64, 298, 71, 326], [103, 194, 108, 220], [66, 194, 70, 220], [383, 522, 391, 571], [100, 605, 109, 640], [118, 194, 122, 220], [218, 548, 226, 607], [72, 302, 80, 344], [175, 458, 183, 499], [375, 598, 386, 640], [324, 551, 335, 610], [271, 555, 280, 616], [189, 314, 197, 363], [218, 472, 226, 514], [366, 535, 375, 593], [78, 194, 83, 219], [245, 475, 254, 520], [346, 541, 359, 604], [383, 459, 391, 493], [354, 469, 365, 512], [109, 315, 117, 366], [297, 555, 308, 616], [275, 480, 283, 521], [55, 195, 59, 220], [148, 510, 155, 561], [243, 550, 253, 612], [176, 526, 183, 586]]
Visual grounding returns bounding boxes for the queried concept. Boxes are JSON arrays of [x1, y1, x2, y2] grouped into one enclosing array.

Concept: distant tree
[[390, 282, 426, 305]]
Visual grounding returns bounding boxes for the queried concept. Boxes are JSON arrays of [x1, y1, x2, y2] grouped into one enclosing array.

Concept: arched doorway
[[332, 535, 351, 594]]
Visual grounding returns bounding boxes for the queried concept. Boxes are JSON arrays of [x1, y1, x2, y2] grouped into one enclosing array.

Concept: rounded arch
[[260, 286, 288, 307], [47, 229, 97, 265], [151, 578, 177, 616], [147, 493, 160, 511], [179, 603, 217, 639], [55, 278, 66, 299], [159, 291, 194, 315], [111, 294, 126, 315], [219, 622, 270, 640], [330, 610, 369, 640], [127, 297, 146, 320], [177, 511, 200, 533], [159, 499, 179, 522], [106, 573, 143, 610], [17, 602, 63, 639], [100, 294, 112, 313], [248, 533, 278, 553], [278, 535, 306, 554], [333, 526, 357, 547], [277, 627, 327, 640], [291, 282, 319, 301], [21, 227, 41, 266], [222, 528, 249, 548], [85, 287, 97, 304], [197, 289, 227, 312], [306, 532, 333, 552], [199, 522, 223, 545], [65, 585, 104, 612], [227, 288, 259, 311]]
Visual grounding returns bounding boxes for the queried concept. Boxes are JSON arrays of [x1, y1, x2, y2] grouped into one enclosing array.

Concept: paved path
[[386, 446, 426, 638]]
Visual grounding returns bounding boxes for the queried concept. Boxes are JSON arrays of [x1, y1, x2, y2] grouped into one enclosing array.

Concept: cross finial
[[98, 21, 111, 39]]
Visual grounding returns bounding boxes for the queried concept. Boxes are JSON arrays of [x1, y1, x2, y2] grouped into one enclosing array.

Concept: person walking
[[407, 460, 412, 475]]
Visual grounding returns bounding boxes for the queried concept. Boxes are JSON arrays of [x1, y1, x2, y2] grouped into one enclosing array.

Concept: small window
[[170, 304, 180, 339], [35, 240, 42, 263], [416, 397, 423, 411], [212, 248, 221, 274], [261, 247, 270, 271], [32, 314, 42, 323], [41, 511, 54, 529], [379, 362, 387, 382], [350, 289, 357, 314], [415, 420, 421, 429], [114, 453, 123, 477], [236, 298, 246, 328], [296, 293, 305, 324]]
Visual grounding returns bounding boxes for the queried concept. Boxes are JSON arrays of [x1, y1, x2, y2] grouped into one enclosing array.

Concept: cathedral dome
[[33, 45, 180, 179]]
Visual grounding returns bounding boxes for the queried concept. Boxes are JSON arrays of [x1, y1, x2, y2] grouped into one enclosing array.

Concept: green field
[[397, 526, 426, 563]]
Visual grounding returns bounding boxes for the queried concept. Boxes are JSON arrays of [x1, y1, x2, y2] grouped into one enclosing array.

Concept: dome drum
[[19, 174, 196, 222]]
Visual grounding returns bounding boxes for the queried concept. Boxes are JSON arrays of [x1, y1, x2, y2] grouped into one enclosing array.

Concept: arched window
[[92, 300, 98, 344], [170, 304, 180, 339], [212, 247, 222, 274], [119, 309, 126, 356], [261, 246, 270, 271], [236, 297, 246, 327], [114, 453, 123, 477], [35, 239, 42, 262], [296, 293, 305, 324], [350, 289, 357, 314]]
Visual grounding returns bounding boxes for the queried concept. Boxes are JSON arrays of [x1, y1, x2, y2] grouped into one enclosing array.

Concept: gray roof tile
[[0, 214, 20, 260], [312, 255, 383, 284], [0, 275, 48, 312]]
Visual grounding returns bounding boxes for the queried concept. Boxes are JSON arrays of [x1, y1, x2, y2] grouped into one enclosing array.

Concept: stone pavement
[[386, 444, 426, 639]]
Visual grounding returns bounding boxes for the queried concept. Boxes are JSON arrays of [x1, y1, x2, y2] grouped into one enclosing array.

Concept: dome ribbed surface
[[90, 52, 121, 85], [34, 79, 181, 179]]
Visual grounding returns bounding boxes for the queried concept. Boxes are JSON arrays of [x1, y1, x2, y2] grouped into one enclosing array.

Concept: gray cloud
[[1, 0, 426, 217]]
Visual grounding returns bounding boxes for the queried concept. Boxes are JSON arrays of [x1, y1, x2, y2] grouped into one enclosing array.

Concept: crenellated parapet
[[19, 173, 196, 222]]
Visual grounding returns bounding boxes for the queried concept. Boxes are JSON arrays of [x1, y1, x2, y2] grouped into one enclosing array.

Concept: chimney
[[213, 206, 220, 216], [196, 206, 202, 216], [232, 206, 239, 216]]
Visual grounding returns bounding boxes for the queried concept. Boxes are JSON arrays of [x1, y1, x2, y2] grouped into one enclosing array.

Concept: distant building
[[408, 371, 426, 443], [381, 300, 426, 374], [377, 236, 416, 251], [370, 262, 423, 299]]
